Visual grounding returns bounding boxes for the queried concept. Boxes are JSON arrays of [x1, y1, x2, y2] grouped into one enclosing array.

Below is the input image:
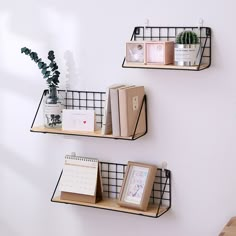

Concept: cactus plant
[[21, 47, 60, 88], [175, 31, 199, 44]]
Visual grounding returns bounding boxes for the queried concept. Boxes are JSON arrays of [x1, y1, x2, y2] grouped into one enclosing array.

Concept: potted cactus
[[21, 47, 63, 128], [174, 30, 201, 66]]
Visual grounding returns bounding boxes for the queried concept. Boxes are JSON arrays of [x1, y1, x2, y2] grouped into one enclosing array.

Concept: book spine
[[119, 89, 129, 137], [110, 88, 121, 136], [101, 88, 112, 135]]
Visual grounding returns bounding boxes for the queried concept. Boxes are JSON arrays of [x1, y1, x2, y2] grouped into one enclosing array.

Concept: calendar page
[[59, 155, 98, 196]]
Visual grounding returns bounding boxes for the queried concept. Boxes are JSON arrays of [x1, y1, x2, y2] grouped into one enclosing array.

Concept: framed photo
[[145, 41, 174, 65], [118, 162, 157, 211], [126, 42, 145, 63]]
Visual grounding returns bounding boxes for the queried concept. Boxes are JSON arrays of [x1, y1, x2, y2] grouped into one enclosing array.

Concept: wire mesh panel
[[100, 162, 171, 217], [57, 90, 106, 128], [100, 162, 126, 199], [150, 168, 171, 215]]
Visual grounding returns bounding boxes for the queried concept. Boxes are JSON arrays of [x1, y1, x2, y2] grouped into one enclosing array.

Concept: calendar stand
[[60, 167, 103, 204]]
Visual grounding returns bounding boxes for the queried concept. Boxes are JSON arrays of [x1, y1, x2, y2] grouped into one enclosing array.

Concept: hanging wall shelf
[[31, 89, 147, 140], [51, 161, 171, 218], [122, 26, 211, 71]]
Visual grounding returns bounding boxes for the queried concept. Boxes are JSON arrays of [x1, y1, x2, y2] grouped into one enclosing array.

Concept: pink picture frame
[[145, 41, 174, 65]]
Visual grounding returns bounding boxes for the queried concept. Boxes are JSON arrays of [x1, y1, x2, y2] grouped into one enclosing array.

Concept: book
[[59, 154, 102, 204], [101, 84, 125, 135], [109, 85, 127, 136], [101, 87, 112, 135], [118, 86, 146, 137]]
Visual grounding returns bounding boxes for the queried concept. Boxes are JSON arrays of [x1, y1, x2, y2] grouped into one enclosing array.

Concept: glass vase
[[44, 87, 64, 128]]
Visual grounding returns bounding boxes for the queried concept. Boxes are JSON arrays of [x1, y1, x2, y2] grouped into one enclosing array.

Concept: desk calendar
[[59, 154, 102, 204]]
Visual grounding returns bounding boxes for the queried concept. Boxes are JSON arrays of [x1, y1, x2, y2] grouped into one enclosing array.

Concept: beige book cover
[[119, 86, 146, 137], [110, 85, 135, 136], [102, 84, 124, 135]]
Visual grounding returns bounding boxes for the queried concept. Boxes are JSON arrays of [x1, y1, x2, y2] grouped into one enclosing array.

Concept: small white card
[[62, 109, 95, 132]]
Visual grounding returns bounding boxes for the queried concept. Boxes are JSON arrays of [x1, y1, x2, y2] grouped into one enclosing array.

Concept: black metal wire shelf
[[122, 26, 211, 71], [51, 161, 171, 218], [30, 89, 147, 140]]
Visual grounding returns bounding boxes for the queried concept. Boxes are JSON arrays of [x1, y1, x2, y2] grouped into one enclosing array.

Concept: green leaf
[[30, 52, 38, 61], [23, 48, 31, 55], [42, 68, 47, 75], [52, 75, 59, 84], [52, 64, 58, 71], [47, 78, 52, 84], [21, 47, 27, 53], [38, 62, 43, 69], [21, 47, 31, 55], [45, 71, 50, 77], [48, 50, 55, 61], [44, 71, 50, 78]]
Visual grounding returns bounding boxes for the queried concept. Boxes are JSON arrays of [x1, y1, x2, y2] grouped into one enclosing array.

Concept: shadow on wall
[[70, 202, 177, 236], [0, 2, 82, 92], [64, 50, 79, 89], [0, 219, 18, 236], [0, 4, 81, 189], [0, 71, 43, 101], [0, 0, 84, 42], [0, 144, 60, 192]]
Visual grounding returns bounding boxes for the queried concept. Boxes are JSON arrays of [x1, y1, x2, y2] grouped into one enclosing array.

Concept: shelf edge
[[30, 126, 146, 141], [122, 61, 209, 71], [52, 196, 169, 218]]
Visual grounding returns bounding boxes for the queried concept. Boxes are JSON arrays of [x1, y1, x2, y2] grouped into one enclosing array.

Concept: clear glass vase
[[43, 87, 64, 128]]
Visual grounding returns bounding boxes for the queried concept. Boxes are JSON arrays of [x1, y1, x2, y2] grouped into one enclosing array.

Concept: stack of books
[[102, 84, 146, 137]]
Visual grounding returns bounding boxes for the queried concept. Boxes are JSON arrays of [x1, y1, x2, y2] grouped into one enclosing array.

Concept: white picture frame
[[126, 42, 145, 63]]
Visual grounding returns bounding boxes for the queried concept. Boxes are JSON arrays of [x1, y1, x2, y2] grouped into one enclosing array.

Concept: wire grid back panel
[[58, 90, 106, 128], [131, 26, 211, 65], [100, 162, 171, 207]]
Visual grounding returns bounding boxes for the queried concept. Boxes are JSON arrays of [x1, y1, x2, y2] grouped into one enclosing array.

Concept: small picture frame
[[118, 162, 157, 211], [126, 42, 145, 63], [145, 41, 174, 65]]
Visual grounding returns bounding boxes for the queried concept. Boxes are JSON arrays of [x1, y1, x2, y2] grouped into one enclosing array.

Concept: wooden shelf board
[[52, 196, 168, 217], [220, 217, 236, 236], [31, 126, 145, 140], [123, 61, 209, 70]]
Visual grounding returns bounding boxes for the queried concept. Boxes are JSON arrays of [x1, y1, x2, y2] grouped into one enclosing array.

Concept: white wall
[[1, 0, 236, 235]]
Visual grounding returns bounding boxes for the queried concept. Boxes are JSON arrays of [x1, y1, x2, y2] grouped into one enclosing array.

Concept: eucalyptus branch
[[21, 47, 60, 88]]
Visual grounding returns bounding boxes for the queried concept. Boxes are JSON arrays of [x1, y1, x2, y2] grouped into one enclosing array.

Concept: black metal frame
[[31, 89, 148, 140], [51, 161, 171, 218], [122, 26, 211, 71]]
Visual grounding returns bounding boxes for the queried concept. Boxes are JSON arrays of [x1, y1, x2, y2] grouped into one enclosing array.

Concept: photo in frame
[[145, 41, 174, 65], [118, 162, 157, 211], [126, 42, 145, 63]]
